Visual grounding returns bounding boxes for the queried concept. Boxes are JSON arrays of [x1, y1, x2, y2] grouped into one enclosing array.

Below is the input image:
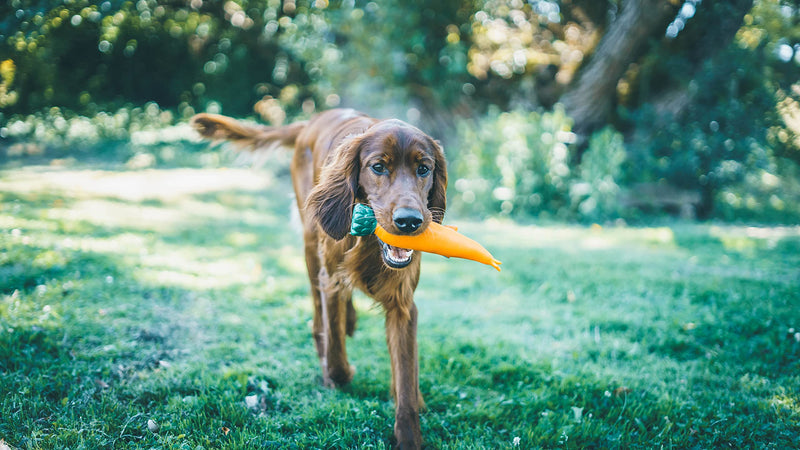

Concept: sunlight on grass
[[0, 167, 273, 202], [710, 224, 800, 252], [467, 219, 678, 254], [134, 243, 307, 290], [49, 199, 190, 232], [2, 164, 799, 448], [641, 226, 676, 245], [770, 393, 800, 418], [0, 166, 302, 290]]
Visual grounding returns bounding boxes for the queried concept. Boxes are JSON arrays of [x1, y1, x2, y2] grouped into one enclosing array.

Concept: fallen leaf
[[614, 386, 632, 397]]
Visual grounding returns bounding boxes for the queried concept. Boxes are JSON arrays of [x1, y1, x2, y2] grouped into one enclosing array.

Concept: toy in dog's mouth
[[378, 239, 414, 269], [351, 203, 503, 272], [350, 204, 416, 269]]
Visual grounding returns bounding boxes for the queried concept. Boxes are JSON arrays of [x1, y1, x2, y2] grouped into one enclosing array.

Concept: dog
[[192, 108, 447, 448]]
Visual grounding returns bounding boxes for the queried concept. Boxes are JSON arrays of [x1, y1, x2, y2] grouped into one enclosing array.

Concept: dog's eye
[[416, 165, 431, 177], [371, 163, 388, 175]]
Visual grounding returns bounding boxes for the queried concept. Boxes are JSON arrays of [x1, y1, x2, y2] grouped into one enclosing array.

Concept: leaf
[[614, 386, 632, 397]]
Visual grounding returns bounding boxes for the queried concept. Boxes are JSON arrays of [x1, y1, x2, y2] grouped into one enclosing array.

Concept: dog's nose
[[393, 208, 423, 233]]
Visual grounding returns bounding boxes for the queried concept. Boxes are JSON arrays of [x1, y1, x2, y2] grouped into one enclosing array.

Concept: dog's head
[[307, 119, 447, 269]]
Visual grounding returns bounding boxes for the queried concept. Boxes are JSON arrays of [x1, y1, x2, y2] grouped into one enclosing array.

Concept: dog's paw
[[325, 364, 356, 387]]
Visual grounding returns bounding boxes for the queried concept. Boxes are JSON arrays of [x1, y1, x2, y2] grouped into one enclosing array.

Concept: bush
[[624, 23, 800, 222], [716, 156, 800, 223], [0, 105, 219, 169], [449, 107, 628, 222], [0, 0, 322, 118], [0, 0, 474, 124], [449, 106, 572, 218], [571, 127, 627, 222]]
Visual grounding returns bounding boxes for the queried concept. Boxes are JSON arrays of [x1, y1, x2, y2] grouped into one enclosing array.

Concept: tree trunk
[[561, 0, 679, 139]]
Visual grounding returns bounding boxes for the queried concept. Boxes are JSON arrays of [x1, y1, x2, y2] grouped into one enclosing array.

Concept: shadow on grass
[[0, 222, 302, 447], [3, 164, 799, 448], [418, 336, 798, 449], [0, 172, 371, 447]]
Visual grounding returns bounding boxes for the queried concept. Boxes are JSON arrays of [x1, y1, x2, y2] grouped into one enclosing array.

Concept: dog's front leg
[[386, 302, 422, 449]]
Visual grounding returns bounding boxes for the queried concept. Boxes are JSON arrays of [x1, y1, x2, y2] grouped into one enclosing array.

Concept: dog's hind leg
[[318, 265, 355, 387], [345, 297, 357, 337]]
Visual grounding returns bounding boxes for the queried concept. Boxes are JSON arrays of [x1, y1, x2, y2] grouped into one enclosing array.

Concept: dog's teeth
[[388, 245, 413, 262], [379, 241, 414, 267]]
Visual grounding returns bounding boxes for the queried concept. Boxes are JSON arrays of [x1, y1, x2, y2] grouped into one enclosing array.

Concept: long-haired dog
[[192, 108, 447, 448]]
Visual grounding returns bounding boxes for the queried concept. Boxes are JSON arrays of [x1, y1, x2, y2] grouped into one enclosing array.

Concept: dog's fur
[[192, 108, 447, 448]]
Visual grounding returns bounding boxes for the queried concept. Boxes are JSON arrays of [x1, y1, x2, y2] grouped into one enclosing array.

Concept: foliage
[[624, 0, 800, 221], [0, 103, 232, 170], [0, 59, 17, 108], [466, 0, 600, 107], [1, 159, 799, 448], [305, 0, 477, 111], [2, 0, 800, 223], [450, 107, 629, 222], [450, 106, 573, 219], [0, 0, 480, 122], [0, 0, 325, 118], [716, 155, 800, 222], [572, 126, 627, 221]]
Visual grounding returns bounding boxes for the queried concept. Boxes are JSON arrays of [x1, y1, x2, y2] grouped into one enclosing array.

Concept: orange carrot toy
[[350, 204, 502, 271]]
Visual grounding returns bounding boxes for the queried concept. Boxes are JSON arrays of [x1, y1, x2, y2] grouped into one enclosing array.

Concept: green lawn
[[1, 161, 799, 449]]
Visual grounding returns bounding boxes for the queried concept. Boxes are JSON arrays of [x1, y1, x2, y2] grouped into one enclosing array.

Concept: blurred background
[[1, 0, 799, 223]]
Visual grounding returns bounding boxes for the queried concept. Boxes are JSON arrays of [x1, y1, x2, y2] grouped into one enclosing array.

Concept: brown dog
[[192, 108, 447, 448]]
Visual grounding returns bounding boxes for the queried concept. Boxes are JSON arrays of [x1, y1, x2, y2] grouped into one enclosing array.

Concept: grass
[[1, 150, 799, 449]]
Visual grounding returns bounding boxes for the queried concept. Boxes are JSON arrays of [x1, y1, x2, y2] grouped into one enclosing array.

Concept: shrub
[[571, 127, 627, 222], [449, 106, 573, 218], [449, 107, 628, 222], [624, 26, 800, 222], [0, 105, 217, 168]]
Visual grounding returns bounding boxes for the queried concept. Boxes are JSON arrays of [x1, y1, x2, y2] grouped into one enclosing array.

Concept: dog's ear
[[306, 136, 363, 240], [428, 140, 448, 224]]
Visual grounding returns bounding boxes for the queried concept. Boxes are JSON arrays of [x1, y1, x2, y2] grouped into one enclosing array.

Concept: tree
[[560, 0, 680, 138], [467, 0, 761, 140]]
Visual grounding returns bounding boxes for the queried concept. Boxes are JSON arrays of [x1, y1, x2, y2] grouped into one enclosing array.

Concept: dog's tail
[[191, 113, 307, 153]]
